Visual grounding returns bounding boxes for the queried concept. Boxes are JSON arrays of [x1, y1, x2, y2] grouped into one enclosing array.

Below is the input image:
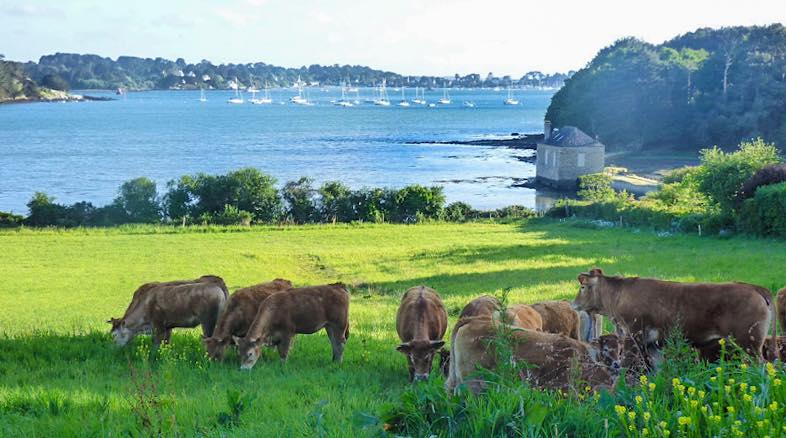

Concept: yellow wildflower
[[659, 421, 667, 429], [750, 385, 757, 393], [648, 382, 656, 392], [690, 400, 698, 408], [774, 378, 782, 387], [716, 367, 723, 374], [628, 411, 636, 421], [688, 386, 696, 396], [769, 401, 778, 411], [739, 383, 747, 391], [743, 394, 753, 402], [727, 406, 735, 414], [635, 395, 643, 404], [614, 405, 627, 416], [678, 416, 691, 426], [740, 363, 748, 370], [643, 412, 651, 421], [642, 428, 649, 436], [672, 377, 681, 387], [719, 338, 726, 346], [640, 375, 648, 385], [766, 362, 776, 377], [728, 378, 735, 385]]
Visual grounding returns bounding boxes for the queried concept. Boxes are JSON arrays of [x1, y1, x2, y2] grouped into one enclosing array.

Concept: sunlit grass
[[1, 219, 785, 436]]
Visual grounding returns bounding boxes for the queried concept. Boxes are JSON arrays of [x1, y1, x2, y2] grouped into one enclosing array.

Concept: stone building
[[536, 122, 605, 190]]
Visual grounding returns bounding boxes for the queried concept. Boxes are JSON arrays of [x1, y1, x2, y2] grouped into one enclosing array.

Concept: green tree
[[282, 177, 317, 224], [113, 177, 160, 223]]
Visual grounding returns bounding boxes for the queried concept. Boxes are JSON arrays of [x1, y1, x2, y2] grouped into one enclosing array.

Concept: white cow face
[[108, 317, 133, 346]]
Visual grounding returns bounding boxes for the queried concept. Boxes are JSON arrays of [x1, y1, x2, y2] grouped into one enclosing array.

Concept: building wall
[[536, 144, 605, 189]]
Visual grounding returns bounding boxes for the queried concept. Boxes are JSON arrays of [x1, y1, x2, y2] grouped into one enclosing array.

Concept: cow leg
[[161, 328, 172, 344], [326, 325, 347, 363], [152, 324, 167, 349], [276, 335, 294, 362], [201, 312, 219, 338]]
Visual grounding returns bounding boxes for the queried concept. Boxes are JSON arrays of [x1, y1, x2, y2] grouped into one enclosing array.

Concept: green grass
[[1, 220, 785, 436]]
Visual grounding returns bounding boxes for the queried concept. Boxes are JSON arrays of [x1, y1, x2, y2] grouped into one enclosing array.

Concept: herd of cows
[[108, 269, 786, 393]]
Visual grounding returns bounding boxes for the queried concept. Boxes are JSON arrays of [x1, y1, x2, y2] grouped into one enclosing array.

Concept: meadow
[[1, 219, 786, 437]]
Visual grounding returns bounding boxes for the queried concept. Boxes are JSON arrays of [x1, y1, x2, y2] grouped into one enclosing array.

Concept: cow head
[[573, 268, 604, 313], [107, 317, 133, 346], [592, 334, 622, 372], [233, 336, 262, 370], [397, 339, 445, 381], [203, 336, 229, 361]]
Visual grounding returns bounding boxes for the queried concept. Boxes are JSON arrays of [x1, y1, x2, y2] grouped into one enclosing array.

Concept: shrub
[[318, 181, 354, 223], [393, 185, 445, 223], [738, 163, 786, 202], [350, 188, 389, 223], [0, 211, 23, 228], [113, 177, 160, 223], [39, 74, 69, 91], [199, 205, 253, 226], [739, 182, 786, 237], [695, 138, 781, 214], [444, 201, 473, 222], [25, 192, 64, 226], [577, 173, 615, 202], [282, 177, 317, 224]]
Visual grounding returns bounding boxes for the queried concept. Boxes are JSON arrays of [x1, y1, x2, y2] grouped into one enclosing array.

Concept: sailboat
[[290, 75, 310, 105], [252, 83, 273, 104], [397, 87, 410, 107], [334, 81, 354, 107], [503, 86, 519, 105], [199, 88, 207, 102], [227, 77, 244, 104], [438, 87, 451, 105], [374, 79, 391, 106], [412, 87, 426, 105]]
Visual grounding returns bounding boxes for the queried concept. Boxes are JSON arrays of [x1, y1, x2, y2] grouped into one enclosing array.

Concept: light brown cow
[[531, 301, 581, 340], [506, 304, 543, 331], [395, 286, 448, 381], [204, 279, 293, 360], [234, 283, 350, 369], [573, 268, 772, 362], [445, 316, 614, 394], [108, 275, 229, 347], [458, 295, 500, 319]]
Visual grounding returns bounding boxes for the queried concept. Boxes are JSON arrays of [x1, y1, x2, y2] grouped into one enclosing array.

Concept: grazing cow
[[108, 275, 229, 347], [778, 288, 786, 338], [505, 304, 543, 331], [396, 286, 448, 381], [573, 268, 772, 362], [445, 316, 614, 394], [234, 283, 350, 369], [531, 301, 581, 340], [204, 279, 293, 360], [459, 295, 501, 319]]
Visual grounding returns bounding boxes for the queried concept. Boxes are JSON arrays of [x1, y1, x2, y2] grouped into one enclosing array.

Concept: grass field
[[1, 220, 785, 436]]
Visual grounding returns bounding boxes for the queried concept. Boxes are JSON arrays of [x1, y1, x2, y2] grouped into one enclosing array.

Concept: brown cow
[[445, 316, 614, 394], [204, 279, 293, 360], [777, 287, 786, 338], [763, 336, 786, 362], [531, 301, 581, 340], [234, 283, 350, 369], [590, 334, 623, 372], [108, 275, 229, 347], [506, 304, 543, 331], [573, 268, 772, 362], [396, 286, 448, 381], [458, 295, 500, 319]]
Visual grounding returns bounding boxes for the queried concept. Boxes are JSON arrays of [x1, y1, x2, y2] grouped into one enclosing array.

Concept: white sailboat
[[290, 75, 310, 105], [334, 81, 354, 107], [397, 87, 410, 107], [412, 87, 426, 105], [503, 86, 519, 105], [227, 77, 244, 104], [374, 79, 391, 106], [463, 101, 475, 107], [438, 87, 451, 105], [252, 83, 273, 104], [199, 88, 207, 102]]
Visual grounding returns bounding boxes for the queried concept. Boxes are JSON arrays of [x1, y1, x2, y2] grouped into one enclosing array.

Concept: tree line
[[0, 168, 534, 228], [20, 52, 570, 91], [546, 24, 786, 152]]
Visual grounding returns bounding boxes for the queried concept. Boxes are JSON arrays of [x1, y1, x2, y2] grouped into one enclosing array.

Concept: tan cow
[[108, 275, 228, 347], [234, 283, 350, 369], [458, 295, 500, 319], [204, 278, 293, 360], [506, 304, 543, 331], [395, 286, 448, 381], [531, 301, 581, 340], [573, 268, 772, 362], [445, 316, 614, 394]]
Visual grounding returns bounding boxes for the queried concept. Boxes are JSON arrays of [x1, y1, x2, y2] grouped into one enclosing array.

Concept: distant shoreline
[[0, 93, 115, 105]]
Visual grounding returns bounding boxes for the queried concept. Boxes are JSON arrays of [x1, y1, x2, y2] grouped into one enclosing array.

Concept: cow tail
[[344, 324, 350, 341]]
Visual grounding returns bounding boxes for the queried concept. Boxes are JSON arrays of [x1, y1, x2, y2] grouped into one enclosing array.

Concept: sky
[[2, 0, 785, 76]]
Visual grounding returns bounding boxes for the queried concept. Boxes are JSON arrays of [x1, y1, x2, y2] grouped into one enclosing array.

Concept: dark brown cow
[[395, 286, 448, 381], [445, 316, 614, 394], [573, 268, 772, 362], [531, 301, 581, 340], [777, 287, 786, 339], [763, 336, 786, 362], [204, 278, 293, 360], [234, 283, 350, 369], [108, 275, 228, 348]]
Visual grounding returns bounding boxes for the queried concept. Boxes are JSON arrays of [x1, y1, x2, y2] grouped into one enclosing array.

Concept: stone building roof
[[544, 126, 602, 148]]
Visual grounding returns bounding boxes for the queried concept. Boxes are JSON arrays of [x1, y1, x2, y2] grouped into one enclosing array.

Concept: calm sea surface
[[0, 88, 558, 215]]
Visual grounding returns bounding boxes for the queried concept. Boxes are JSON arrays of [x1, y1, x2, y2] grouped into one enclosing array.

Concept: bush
[[282, 177, 317, 224], [739, 182, 786, 237], [25, 192, 64, 226], [393, 185, 445, 223], [0, 211, 24, 228], [318, 181, 354, 223], [577, 173, 615, 202], [199, 205, 253, 226], [444, 201, 473, 222], [695, 138, 781, 214], [113, 177, 160, 223], [739, 163, 786, 202]]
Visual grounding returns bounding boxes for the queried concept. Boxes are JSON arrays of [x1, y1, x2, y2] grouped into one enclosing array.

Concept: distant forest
[[546, 24, 786, 152], [20, 53, 571, 91]]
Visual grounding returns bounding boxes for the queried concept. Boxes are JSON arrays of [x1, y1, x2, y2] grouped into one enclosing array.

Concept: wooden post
[[698, 224, 702, 236]]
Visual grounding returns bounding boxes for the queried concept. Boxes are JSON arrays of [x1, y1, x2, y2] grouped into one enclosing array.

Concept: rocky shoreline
[[407, 133, 543, 150], [0, 90, 114, 105]]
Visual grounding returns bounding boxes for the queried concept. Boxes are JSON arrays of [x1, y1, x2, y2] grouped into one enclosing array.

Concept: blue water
[[0, 88, 557, 215]]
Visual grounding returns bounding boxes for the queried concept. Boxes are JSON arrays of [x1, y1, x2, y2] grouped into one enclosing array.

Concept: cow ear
[[578, 273, 591, 284], [430, 340, 445, 350], [590, 268, 604, 276], [396, 343, 411, 353]]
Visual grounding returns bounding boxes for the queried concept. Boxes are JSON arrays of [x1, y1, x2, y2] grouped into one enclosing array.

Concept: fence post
[[698, 224, 702, 236]]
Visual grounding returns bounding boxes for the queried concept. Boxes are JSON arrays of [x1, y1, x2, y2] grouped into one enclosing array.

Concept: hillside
[[545, 24, 786, 152], [21, 52, 570, 91]]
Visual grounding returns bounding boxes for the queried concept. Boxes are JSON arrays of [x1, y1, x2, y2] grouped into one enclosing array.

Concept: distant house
[[536, 122, 605, 190]]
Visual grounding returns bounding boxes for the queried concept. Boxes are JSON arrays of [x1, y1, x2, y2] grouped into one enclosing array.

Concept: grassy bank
[[1, 220, 785, 436]]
